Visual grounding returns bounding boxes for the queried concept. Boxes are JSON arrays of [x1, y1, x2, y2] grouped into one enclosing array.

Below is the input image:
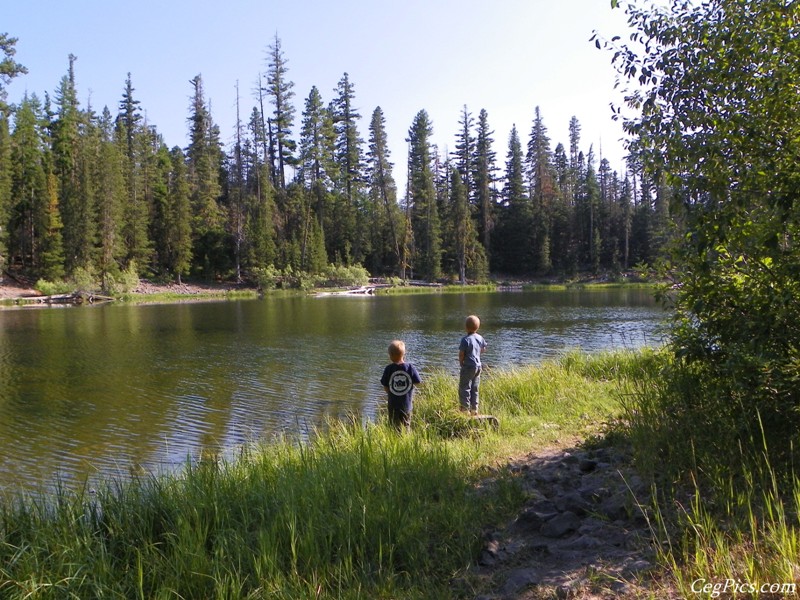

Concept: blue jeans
[[459, 365, 482, 412]]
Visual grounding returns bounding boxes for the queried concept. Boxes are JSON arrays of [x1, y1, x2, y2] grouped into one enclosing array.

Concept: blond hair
[[388, 340, 406, 361], [465, 315, 481, 333]]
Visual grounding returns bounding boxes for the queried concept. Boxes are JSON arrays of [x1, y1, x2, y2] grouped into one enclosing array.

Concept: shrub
[[318, 264, 370, 288], [104, 262, 141, 295], [35, 278, 73, 296], [71, 266, 99, 292], [252, 265, 282, 290]]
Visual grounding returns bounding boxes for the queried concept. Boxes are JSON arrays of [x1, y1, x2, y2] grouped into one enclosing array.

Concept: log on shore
[[46, 291, 115, 305], [470, 414, 500, 429], [316, 286, 377, 297], [7, 291, 115, 306]]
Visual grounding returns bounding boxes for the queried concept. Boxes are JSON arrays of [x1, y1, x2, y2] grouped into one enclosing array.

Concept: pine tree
[[437, 154, 456, 277], [9, 94, 49, 271], [581, 150, 602, 273], [95, 106, 126, 289], [330, 73, 364, 264], [53, 55, 97, 276], [0, 34, 27, 110], [116, 73, 152, 271], [187, 75, 223, 230], [138, 123, 167, 276], [597, 157, 618, 270], [493, 125, 532, 273], [526, 107, 556, 272], [264, 35, 296, 190], [299, 85, 335, 224], [551, 142, 576, 273], [281, 184, 321, 273], [406, 110, 441, 281], [331, 74, 363, 201], [229, 82, 247, 281], [365, 106, 403, 276], [167, 146, 192, 282], [252, 78, 276, 187], [40, 166, 65, 281], [0, 112, 10, 274], [449, 167, 470, 283], [187, 74, 226, 277], [0, 33, 27, 275], [149, 141, 170, 276], [567, 116, 582, 205], [118, 74, 141, 159], [244, 107, 276, 271], [452, 105, 474, 202], [473, 108, 497, 254], [618, 175, 633, 270]]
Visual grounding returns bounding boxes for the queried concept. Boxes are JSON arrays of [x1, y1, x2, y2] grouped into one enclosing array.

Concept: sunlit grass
[[522, 282, 658, 291], [374, 283, 497, 295], [116, 289, 260, 304], [646, 464, 800, 598], [0, 421, 521, 598], [624, 356, 800, 597], [3, 347, 795, 597], [0, 350, 652, 598]]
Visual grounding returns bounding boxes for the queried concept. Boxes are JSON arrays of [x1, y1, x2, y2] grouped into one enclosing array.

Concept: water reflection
[[0, 289, 666, 493]]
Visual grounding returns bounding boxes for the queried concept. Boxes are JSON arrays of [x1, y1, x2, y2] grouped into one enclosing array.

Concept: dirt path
[[465, 439, 677, 599]]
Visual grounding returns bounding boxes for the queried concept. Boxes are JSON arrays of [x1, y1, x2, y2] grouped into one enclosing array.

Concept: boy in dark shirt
[[380, 340, 422, 430]]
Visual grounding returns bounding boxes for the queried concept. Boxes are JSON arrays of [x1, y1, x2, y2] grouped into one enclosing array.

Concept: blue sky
[[5, 0, 632, 181]]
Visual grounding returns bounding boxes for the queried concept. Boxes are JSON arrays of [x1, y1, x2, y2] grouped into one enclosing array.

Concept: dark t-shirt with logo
[[381, 361, 422, 412]]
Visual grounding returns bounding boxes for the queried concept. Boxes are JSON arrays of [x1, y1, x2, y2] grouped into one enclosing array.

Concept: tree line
[[0, 33, 674, 289]]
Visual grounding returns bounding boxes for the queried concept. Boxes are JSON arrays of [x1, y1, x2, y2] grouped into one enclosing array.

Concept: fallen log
[[470, 414, 500, 429], [5, 291, 117, 306], [316, 286, 376, 297]]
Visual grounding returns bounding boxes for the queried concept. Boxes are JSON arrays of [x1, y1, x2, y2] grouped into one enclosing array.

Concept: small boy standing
[[459, 315, 487, 415], [380, 340, 422, 430]]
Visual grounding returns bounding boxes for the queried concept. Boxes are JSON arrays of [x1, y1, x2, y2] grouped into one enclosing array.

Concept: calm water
[[0, 289, 665, 493]]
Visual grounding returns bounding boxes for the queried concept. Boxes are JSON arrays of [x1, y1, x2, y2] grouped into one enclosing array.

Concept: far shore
[[0, 277, 256, 304], [0, 272, 658, 306]]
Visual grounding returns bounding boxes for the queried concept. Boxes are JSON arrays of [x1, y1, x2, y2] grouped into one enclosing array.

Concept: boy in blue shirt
[[459, 315, 487, 415], [380, 340, 422, 430]]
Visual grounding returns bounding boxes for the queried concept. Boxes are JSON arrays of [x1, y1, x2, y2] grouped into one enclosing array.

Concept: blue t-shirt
[[381, 362, 422, 410], [460, 332, 487, 369]]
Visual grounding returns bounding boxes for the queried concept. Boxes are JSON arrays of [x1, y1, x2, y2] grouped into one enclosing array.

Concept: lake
[[0, 288, 665, 493]]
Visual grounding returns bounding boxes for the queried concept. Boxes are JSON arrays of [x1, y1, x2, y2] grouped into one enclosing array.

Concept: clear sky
[[4, 0, 632, 183]]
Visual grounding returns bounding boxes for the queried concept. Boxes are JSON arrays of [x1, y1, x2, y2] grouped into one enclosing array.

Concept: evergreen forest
[[0, 34, 673, 290]]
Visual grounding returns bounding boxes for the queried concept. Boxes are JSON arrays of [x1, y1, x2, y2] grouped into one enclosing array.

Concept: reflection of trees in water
[[0, 290, 662, 492]]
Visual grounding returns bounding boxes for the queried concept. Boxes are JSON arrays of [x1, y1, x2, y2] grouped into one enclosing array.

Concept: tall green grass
[[624, 355, 800, 597], [0, 423, 521, 599], [0, 351, 653, 599], [117, 289, 260, 304], [647, 465, 800, 598], [374, 283, 497, 296]]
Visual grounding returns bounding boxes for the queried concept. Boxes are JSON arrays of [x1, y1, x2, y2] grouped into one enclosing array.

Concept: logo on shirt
[[388, 370, 413, 396]]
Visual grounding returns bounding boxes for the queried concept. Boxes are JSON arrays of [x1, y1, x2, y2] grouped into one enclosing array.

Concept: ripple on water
[[0, 291, 666, 493]]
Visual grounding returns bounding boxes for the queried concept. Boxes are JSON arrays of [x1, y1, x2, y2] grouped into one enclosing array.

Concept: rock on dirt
[[464, 441, 677, 599]]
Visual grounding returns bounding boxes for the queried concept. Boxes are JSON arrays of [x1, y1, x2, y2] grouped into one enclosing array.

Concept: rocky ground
[[465, 439, 677, 599]]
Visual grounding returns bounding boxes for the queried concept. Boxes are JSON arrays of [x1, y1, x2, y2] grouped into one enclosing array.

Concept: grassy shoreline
[[0, 279, 660, 307], [0, 350, 653, 599], [2, 348, 793, 598]]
